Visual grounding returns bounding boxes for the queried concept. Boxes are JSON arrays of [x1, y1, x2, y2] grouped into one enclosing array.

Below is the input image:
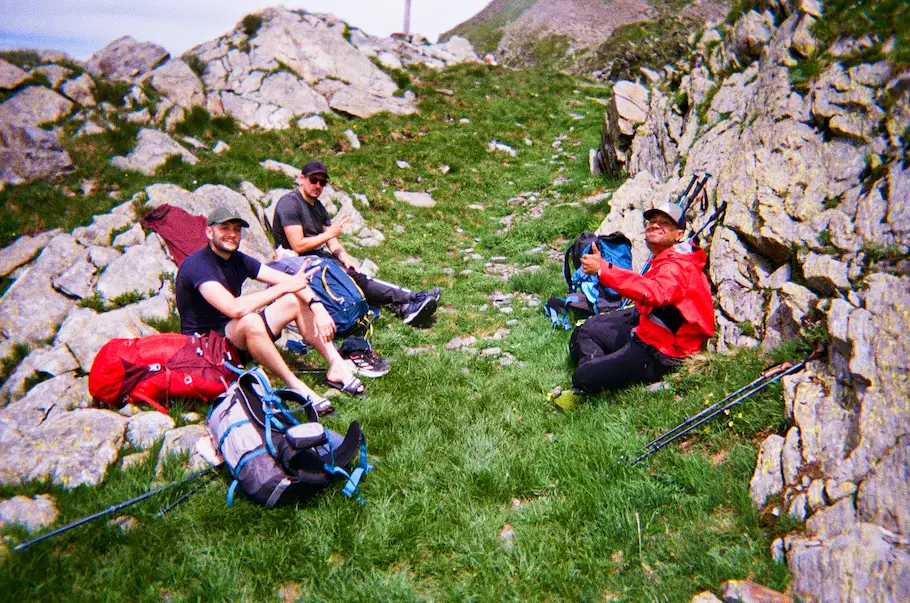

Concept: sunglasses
[[307, 176, 328, 186]]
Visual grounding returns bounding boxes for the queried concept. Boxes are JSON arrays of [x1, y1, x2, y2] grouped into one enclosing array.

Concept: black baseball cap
[[300, 160, 329, 179]]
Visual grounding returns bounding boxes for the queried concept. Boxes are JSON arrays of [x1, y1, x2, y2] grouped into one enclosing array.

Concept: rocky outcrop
[[0, 122, 73, 187], [595, 4, 909, 600], [85, 35, 170, 81]]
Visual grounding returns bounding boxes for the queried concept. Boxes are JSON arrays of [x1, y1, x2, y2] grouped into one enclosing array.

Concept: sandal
[[324, 375, 367, 398], [311, 397, 336, 417]]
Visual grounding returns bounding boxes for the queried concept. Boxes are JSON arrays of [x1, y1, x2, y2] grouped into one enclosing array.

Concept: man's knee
[[235, 312, 269, 339]]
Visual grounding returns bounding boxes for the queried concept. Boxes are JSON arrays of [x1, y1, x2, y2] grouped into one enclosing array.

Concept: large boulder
[[0, 234, 83, 345], [111, 128, 198, 175], [0, 86, 73, 126], [0, 59, 28, 90], [0, 122, 73, 187], [85, 35, 169, 81], [149, 59, 205, 109]]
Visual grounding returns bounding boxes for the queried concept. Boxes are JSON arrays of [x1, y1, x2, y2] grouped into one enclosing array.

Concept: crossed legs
[[224, 293, 356, 398]]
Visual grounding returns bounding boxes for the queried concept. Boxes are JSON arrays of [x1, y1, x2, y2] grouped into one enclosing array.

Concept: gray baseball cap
[[207, 206, 250, 227], [643, 203, 686, 229]]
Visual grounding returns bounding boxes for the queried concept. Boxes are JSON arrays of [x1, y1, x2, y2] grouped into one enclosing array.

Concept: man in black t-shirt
[[271, 160, 440, 326], [175, 206, 367, 412]]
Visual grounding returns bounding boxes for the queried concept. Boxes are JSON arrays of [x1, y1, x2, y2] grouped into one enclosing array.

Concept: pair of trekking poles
[[13, 463, 222, 552], [627, 342, 827, 465]]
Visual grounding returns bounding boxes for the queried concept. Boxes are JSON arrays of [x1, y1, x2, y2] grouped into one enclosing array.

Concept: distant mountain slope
[[442, 0, 729, 77]]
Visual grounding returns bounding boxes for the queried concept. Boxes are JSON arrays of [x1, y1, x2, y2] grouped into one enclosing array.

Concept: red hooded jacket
[[597, 242, 714, 358]]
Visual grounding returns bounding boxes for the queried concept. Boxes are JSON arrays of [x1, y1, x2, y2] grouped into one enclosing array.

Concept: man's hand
[[580, 243, 602, 275], [310, 302, 336, 342], [286, 261, 317, 293], [325, 215, 350, 239], [337, 251, 360, 272]]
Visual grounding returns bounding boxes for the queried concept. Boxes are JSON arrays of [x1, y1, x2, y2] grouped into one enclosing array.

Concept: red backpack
[[89, 333, 240, 414]]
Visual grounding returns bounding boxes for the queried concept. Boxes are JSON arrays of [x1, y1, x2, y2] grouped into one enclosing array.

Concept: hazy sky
[[0, 1, 492, 60]]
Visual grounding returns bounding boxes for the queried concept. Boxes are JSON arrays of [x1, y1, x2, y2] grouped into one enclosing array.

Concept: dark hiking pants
[[569, 308, 676, 394], [346, 269, 412, 308]]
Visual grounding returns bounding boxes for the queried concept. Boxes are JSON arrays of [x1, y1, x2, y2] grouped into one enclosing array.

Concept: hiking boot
[[401, 290, 438, 325], [346, 348, 391, 378]]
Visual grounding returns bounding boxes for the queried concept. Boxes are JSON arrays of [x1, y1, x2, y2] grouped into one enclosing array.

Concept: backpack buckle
[[149, 363, 162, 371]]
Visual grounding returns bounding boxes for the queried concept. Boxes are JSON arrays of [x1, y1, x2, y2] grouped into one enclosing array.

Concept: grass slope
[[1, 64, 798, 601]]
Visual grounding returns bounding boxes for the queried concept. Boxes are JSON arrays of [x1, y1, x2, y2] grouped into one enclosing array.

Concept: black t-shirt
[[175, 246, 261, 335], [271, 189, 332, 256]]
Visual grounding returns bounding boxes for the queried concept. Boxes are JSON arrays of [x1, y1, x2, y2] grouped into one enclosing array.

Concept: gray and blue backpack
[[208, 367, 372, 507]]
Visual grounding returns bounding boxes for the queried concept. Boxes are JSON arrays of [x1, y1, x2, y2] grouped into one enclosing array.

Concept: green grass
[[0, 63, 797, 601]]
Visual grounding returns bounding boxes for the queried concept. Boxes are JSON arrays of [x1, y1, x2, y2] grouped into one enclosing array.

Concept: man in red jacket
[[571, 202, 715, 393]]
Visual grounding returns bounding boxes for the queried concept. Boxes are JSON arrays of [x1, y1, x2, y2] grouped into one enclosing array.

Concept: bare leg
[[225, 311, 318, 399], [260, 294, 358, 388]]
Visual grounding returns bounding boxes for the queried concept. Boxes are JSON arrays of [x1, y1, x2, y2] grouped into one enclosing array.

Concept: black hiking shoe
[[401, 290, 438, 325]]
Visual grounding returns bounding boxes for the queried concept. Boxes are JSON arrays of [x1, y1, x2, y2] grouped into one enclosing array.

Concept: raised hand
[[580, 243, 602, 275]]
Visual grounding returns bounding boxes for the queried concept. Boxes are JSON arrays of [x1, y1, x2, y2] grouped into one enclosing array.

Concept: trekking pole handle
[[682, 173, 712, 213], [675, 174, 698, 206]]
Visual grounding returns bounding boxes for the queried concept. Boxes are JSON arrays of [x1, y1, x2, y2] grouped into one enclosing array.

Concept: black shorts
[[211, 310, 280, 365]]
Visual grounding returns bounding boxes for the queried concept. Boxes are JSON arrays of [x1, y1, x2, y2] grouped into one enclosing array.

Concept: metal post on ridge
[[403, 0, 412, 36]]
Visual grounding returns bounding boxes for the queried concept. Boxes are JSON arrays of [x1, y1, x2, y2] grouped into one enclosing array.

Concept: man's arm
[[283, 222, 341, 255], [197, 268, 311, 320], [597, 262, 685, 308], [256, 263, 338, 341]]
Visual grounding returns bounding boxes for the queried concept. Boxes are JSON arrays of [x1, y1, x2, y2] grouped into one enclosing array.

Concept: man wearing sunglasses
[[271, 160, 440, 327], [569, 202, 715, 393]]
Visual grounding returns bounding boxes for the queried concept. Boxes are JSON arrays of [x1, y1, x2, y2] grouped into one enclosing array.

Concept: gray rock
[[718, 580, 792, 603], [34, 64, 72, 88], [95, 241, 175, 302], [0, 86, 73, 127], [121, 450, 150, 471], [394, 191, 435, 208], [87, 245, 121, 268], [329, 85, 416, 118], [126, 411, 176, 449], [52, 254, 97, 298], [692, 593, 723, 603], [155, 424, 210, 475], [85, 35, 169, 81], [145, 183, 273, 262], [731, 11, 773, 60], [0, 230, 59, 277], [802, 253, 850, 295], [790, 14, 818, 57], [0, 405, 126, 488], [212, 141, 230, 154], [344, 129, 361, 149], [789, 493, 809, 521], [0, 344, 79, 404], [111, 223, 146, 248], [0, 122, 73, 186], [259, 159, 300, 179], [782, 426, 802, 486], [54, 297, 169, 371], [611, 81, 649, 136], [825, 479, 857, 504], [180, 135, 207, 150], [749, 434, 785, 508], [72, 211, 133, 247], [111, 128, 198, 175], [808, 478, 827, 511], [0, 58, 28, 90], [856, 440, 909, 535], [296, 115, 327, 130], [61, 74, 96, 106], [0, 494, 58, 532], [0, 234, 83, 345], [150, 59, 204, 109]]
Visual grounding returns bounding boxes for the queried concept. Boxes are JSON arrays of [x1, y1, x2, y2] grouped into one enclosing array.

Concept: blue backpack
[[544, 231, 633, 329], [268, 256, 373, 335]]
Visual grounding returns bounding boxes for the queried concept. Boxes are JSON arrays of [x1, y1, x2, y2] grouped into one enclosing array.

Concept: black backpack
[[544, 231, 633, 328], [208, 368, 372, 507]]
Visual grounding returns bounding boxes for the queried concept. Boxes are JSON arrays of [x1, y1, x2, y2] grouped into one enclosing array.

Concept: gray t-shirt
[[271, 189, 332, 257]]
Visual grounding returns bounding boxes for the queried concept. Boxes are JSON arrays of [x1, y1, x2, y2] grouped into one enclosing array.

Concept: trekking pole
[[674, 174, 698, 205], [636, 358, 792, 456], [690, 201, 727, 242], [13, 464, 221, 552], [629, 344, 826, 465], [681, 173, 711, 214], [158, 470, 218, 517]]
